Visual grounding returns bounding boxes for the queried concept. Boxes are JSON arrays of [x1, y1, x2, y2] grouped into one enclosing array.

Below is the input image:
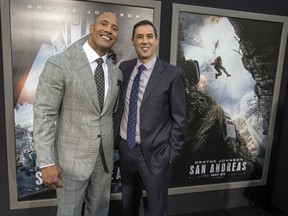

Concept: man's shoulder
[[156, 58, 183, 74], [119, 58, 137, 69], [47, 42, 83, 64], [107, 59, 122, 74], [120, 58, 137, 65]]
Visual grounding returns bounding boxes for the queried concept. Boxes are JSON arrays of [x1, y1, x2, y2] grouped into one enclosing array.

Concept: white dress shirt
[[83, 41, 109, 100], [120, 55, 157, 144]]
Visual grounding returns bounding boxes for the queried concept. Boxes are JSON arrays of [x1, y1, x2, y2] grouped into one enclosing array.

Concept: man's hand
[[41, 165, 64, 189]]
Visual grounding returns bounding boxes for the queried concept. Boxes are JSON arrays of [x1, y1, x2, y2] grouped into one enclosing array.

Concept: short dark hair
[[132, 20, 158, 39]]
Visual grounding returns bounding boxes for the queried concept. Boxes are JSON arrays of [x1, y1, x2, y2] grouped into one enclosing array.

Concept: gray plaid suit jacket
[[33, 36, 122, 180]]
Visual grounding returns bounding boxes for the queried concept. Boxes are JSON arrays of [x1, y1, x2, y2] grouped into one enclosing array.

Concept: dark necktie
[[95, 58, 105, 111], [126, 64, 146, 149]]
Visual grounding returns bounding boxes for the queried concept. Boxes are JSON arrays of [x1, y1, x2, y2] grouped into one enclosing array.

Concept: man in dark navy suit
[[114, 20, 186, 216]]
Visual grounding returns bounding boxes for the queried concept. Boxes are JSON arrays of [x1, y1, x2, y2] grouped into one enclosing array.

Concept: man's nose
[[104, 25, 113, 33], [142, 36, 148, 43]]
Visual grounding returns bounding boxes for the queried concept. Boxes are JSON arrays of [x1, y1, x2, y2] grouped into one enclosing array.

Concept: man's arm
[[33, 56, 65, 188], [169, 69, 186, 163]]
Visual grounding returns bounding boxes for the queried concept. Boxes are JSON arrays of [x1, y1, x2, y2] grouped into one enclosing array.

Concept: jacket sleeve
[[33, 56, 64, 168], [169, 69, 186, 162]]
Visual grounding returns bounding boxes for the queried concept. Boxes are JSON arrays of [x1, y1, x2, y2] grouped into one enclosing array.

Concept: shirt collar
[[83, 41, 108, 64], [136, 55, 157, 71]]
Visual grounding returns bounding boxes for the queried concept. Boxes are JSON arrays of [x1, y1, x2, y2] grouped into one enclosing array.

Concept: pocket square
[[117, 79, 122, 87]]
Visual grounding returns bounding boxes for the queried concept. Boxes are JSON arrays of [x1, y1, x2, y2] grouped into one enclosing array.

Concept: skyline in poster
[[181, 13, 267, 155]]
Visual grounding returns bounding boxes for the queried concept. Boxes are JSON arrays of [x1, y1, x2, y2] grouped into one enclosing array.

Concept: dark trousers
[[119, 139, 170, 216]]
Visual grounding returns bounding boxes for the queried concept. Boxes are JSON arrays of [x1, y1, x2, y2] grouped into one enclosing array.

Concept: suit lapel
[[70, 44, 102, 113], [102, 61, 118, 113], [142, 59, 163, 104], [121, 62, 136, 102]]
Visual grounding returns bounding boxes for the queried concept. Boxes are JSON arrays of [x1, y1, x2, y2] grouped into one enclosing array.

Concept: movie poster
[[10, 0, 154, 201], [169, 9, 284, 189]]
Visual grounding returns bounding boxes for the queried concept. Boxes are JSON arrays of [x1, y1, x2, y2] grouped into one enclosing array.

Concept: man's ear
[[89, 24, 93, 34], [156, 38, 159, 46]]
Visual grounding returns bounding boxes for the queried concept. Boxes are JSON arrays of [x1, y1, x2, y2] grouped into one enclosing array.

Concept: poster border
[[1, 0, 161, 209], [169, 3, 288, 195]]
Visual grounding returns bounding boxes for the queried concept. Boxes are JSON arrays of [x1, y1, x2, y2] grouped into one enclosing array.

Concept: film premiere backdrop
[[1, 0, 288, 210]]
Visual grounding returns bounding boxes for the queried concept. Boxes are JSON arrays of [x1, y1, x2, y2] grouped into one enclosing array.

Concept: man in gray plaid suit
[[33, 12, 122, 216]]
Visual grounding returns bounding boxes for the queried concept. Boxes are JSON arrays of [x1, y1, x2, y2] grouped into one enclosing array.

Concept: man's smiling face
[[88, 12, 119, 56], [131, 24, 158, 64]]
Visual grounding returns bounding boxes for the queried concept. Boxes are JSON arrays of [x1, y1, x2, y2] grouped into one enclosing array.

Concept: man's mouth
[[101, 35, 111, 41], [141, 47, 149, 51]]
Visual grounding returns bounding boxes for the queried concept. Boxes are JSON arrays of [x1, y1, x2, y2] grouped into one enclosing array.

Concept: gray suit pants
[[56, 154, 111, 216]]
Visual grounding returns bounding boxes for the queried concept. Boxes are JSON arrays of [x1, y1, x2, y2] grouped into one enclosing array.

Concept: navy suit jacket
[[114, 57, 186, 175]]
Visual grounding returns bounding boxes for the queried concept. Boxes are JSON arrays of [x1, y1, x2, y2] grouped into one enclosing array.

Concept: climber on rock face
[[211, 56, 231, 79]]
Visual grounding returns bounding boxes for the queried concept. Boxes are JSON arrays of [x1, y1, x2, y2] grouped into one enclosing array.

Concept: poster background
[[169, 4, 288, 194]]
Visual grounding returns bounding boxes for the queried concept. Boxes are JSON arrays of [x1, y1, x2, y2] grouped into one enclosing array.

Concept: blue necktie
[[95, 58, 105, 111], [126, 64, 146, 149]]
